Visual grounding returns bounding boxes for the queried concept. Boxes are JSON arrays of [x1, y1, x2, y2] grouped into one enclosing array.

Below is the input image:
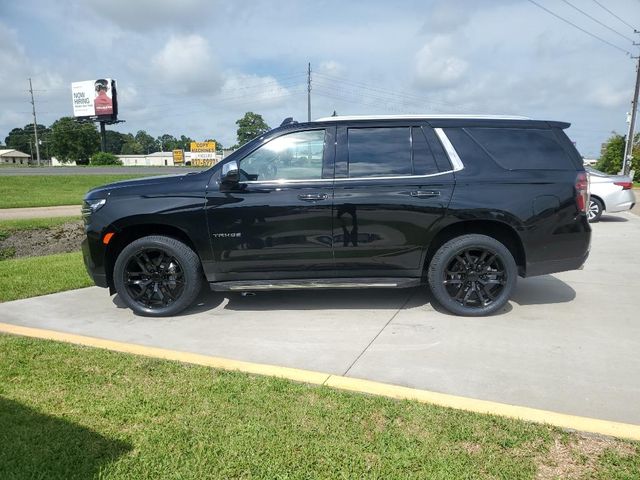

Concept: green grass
[[0, 335, 637, 479], [0, 251, 92, 302], [0, 175, 154, 208]]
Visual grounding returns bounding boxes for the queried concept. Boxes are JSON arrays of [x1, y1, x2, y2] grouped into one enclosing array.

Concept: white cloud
[[150, 34, 222, 95], [414, 36, 468, 88]]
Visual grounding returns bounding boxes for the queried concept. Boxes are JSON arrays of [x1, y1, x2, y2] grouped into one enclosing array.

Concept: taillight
[[614, 181, 633, 190], [575, 172, 589, 213]]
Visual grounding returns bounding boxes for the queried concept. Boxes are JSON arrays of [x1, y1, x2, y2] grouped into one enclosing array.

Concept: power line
[[526, 0, 633, 56], [559, 0, 636, 43], [591, 0, 639, 32]]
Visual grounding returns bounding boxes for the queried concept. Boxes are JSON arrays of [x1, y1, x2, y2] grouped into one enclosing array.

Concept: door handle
[[410, 190, 440, 198], [298, 193, 329, 202]]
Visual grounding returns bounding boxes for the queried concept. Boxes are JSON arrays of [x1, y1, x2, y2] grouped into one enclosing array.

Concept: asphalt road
[[0, 167, 206, 176], [1, 212, 639, 425]]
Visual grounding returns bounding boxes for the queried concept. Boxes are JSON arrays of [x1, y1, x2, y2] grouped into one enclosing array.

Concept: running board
[[209, 278, 422, 292]]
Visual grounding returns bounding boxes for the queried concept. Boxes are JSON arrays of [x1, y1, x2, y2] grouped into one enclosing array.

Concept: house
[[0, 149, 31, 165]]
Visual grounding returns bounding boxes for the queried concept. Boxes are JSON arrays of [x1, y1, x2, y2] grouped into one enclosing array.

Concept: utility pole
[[623, 54, 640, 176], [307, 62, 312, 122], [28, 78, 41, 166]]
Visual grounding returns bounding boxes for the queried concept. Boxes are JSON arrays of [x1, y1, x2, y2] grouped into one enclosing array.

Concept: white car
[[586, 166, 636, 222]]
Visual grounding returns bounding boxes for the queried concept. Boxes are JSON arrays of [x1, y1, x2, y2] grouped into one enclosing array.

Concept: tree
[[205, 138, 224, 151], [104, 130, 127, 154], [178, 135, 194, 151], [120, 133, 144, 155], [135, 130, 160, 154], [596, 133, 640, 181], [49, 117, 100, 163], [236, 112, 270, 146], [4, 124, 50, 156], [158, 134, 179, 151], [90, 152, 122, 165], [596, 134, 625, 175]]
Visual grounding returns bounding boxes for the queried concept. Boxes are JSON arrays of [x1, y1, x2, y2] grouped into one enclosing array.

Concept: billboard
[[71, 79, 118, 120], [190, 141, 217, 167]]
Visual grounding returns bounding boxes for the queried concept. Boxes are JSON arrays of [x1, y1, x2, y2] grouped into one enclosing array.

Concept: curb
[[1, 321, 639, 441]]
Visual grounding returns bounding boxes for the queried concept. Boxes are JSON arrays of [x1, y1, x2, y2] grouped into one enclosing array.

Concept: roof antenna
[[280, 117, 297, 126], [331, 110, 338, 117]]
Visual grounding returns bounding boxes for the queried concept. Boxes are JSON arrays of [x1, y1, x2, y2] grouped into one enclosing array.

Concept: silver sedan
[[586, 166, 636, 222]]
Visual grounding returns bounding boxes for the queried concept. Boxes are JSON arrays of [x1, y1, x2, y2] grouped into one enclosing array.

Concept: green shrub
[[89, 152, 122, 166]]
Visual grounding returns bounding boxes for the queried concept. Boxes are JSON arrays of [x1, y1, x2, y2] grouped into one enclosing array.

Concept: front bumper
[[82, 235, 108, 288]]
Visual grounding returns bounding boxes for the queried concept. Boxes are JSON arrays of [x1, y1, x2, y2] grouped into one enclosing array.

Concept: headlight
[[82, 198, 107, 217]]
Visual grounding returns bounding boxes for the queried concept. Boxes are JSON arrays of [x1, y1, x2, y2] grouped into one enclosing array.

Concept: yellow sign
[[172, 149, 184, 164], [190, 141, 217, 167], [190, 141, 216, 152]]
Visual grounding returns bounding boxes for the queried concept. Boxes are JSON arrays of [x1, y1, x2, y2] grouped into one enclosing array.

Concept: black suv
[[82, 115, 591, 317]]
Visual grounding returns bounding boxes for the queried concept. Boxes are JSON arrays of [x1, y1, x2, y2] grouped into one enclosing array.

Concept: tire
[[587, 198, 604, 223], [113, 235, 203, 317], [427, 234, 517, 316]]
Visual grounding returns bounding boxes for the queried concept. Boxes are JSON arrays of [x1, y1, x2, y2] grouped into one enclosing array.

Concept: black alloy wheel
[[113, 235, 203, 317], [427, 234, 517, 316], [123, 249, 185, 309], [443, 248, 506, 308]]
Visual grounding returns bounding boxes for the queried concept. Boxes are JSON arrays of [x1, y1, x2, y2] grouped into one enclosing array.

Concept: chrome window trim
[[434, 128, 464, 172], [242, 169, 455, 185]]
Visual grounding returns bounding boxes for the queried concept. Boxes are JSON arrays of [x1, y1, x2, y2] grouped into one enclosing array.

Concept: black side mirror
[[221, 160, 239, 185]]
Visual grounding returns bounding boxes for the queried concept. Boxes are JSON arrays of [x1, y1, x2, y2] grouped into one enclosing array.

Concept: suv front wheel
[[113, 235, 203, 317], [427, 234, 517, 316]]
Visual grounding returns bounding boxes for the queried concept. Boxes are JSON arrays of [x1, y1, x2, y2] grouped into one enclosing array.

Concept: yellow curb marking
[[1, 321, 639, 441]]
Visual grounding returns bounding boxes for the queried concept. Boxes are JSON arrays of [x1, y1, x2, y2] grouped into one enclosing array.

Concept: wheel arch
[[590, 194, 606, 211], [104, 223, 200, 291], [425, 219, 526, 276]]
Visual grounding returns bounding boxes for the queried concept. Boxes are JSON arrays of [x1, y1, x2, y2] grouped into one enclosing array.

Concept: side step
[[209, 277, 422, 292]]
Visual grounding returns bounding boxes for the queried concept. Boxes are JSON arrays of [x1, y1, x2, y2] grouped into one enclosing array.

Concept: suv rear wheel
[[427, 234, 517, 316], [113, 235, 203, 317]]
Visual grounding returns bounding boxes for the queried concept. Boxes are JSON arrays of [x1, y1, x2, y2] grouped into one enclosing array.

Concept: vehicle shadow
[[599, 214, 628, 222], [510, 274, 576, 305], [114, 275, 576, 315], [0, 397, 131, 479]]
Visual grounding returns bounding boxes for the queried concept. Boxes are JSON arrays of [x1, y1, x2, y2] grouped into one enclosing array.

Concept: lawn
[[0, 251, 92, 302], [0, 335, 637, 479], [0, 175, 154, 208]]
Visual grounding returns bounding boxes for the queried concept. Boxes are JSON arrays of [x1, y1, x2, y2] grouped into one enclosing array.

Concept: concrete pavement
[[0, 212, 639, 426]]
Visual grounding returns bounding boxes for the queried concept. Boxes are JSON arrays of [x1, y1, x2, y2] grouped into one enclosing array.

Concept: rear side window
[[347, 127, 412, 177], [466, 127, 575, 170], [411, 127, 439, 175]]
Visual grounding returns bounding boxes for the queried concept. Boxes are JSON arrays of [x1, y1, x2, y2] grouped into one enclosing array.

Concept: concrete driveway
[[1, 212, 638, 425]]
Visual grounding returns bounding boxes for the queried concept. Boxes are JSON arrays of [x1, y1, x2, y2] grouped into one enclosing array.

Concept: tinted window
[[348, 127, 412, 177], [466, 127, 574, 170], [412, 127, 439, 175], [240, 130, 325, 181]]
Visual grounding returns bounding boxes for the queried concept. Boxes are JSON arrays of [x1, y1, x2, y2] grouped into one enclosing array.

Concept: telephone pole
[[622, 35, 640, 176], [307, 62, 312, 122], [28, 78, 41, 166]]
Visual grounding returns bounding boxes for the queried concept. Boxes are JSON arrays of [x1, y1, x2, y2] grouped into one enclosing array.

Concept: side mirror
[[221, 160, 239, 185]]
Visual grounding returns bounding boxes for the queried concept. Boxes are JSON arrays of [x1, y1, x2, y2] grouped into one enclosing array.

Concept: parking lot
[[1, 212, 638, 425]]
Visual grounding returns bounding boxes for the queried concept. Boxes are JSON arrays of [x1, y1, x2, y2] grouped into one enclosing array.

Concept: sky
[[1, 0, 639, 157]]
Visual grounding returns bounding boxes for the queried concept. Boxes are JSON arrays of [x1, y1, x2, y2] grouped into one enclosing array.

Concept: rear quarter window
[[465, 127, 575, 171]]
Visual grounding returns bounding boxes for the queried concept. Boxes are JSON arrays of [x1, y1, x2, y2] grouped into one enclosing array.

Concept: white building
[[0, 149, 31, 165]]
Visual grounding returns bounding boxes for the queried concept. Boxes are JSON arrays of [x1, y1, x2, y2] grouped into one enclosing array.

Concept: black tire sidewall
[[427, 234, 517, 316], [113, 235, 203, 317]]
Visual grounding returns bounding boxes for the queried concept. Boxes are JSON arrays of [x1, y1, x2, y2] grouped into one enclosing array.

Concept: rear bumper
[[525, 250, 590, 277], [604, 189, 636, 213]]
